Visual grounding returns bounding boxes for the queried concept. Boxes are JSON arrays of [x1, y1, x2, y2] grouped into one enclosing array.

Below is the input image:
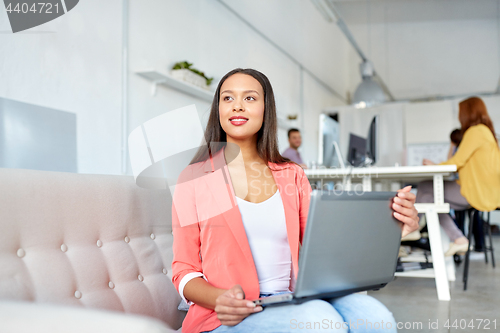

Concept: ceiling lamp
[[353, 61, 387, 108], [311, 0, 394, 108]]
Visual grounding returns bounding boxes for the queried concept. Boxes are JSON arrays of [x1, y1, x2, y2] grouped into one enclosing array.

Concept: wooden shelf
[[136, 70, 214, 102]]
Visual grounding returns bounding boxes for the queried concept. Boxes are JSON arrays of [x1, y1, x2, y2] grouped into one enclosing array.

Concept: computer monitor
[[347, 115, 379, 167], [318, 114, 340, 167], [366, 115, 378, 165], [348, 133, 367, 167]]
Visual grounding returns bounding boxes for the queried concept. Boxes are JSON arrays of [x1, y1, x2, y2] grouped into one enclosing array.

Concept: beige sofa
[[0, 168, 186, 332]]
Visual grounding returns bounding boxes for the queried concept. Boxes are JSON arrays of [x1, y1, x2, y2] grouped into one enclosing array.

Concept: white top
[[178, 189, 292, 306], [236, 189, 292, 294]]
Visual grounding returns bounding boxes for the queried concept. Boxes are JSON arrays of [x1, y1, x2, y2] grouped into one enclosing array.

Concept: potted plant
[[171, 61, 214, 90]]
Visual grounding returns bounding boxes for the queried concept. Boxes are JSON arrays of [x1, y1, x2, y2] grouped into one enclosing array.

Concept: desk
[[304, 165, 457, 301]]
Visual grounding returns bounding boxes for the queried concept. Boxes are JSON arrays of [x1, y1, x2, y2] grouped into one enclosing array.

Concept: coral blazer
[[171, 147, 312, 333]]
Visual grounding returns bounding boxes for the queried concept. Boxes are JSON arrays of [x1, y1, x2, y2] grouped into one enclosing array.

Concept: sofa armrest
[[0, 300, 180, 333]]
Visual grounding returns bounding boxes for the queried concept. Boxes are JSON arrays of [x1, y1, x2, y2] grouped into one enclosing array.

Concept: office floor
[[368, 235, 500, 333]]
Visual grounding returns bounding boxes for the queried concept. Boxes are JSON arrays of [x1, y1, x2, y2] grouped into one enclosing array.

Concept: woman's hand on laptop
[[393, 186, 420, 238], [214, 284, 262, 326]]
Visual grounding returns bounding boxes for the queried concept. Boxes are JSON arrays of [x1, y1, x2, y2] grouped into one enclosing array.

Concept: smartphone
[[252, 293, 293, 306]]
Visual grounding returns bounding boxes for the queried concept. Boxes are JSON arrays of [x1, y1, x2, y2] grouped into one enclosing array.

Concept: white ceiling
[[331, 0, 500, 99], [332, 0, 498, 24]]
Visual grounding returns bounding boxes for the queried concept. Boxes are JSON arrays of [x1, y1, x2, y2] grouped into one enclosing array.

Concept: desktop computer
[[318, 114, 341, 168], [348, 115, 378, 167], [318, 114, 378, 168]]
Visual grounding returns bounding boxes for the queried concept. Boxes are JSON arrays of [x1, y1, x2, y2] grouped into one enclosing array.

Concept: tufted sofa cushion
[[0, 168, 185, 330], [0, 300, 175, 333]]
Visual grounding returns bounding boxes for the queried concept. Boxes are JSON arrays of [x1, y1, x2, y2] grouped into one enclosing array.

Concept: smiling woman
[[171, 68, 419, 333], [189, 69, 289, 168], [220, 76, 264, 132]]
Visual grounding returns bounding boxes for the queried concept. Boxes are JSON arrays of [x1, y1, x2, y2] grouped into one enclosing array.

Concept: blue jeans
[[202, 292, 397, 333]]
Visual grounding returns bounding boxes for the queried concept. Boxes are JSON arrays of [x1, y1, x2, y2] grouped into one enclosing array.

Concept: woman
[[420, 97, 500, 256], [171, 68, 419, 333], [447, 128, 462, 160]]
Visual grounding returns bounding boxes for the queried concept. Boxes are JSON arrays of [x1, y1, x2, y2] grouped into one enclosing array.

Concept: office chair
[[482, 209, 496, 268], [460, 208, 496, 291]]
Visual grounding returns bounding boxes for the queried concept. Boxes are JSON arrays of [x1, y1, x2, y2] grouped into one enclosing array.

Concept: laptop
[[253, 190, 402, 307]]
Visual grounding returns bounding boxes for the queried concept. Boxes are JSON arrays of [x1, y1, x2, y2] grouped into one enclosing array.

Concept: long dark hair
[[190, 68, 292, 167]]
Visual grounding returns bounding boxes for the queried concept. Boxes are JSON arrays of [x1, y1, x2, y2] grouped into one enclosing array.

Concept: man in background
[[282, 128, 307, 169]]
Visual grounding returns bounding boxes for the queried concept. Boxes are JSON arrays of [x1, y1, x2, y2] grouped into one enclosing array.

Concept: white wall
[[3, 0, 499, 175], [0, 0, 351, 175], [403, 95, 500, 146], [302, 72, 345, 165], [0, 0, 124, 174], [404, 100, 456, 145], [127, 0, 350, 174], [325, 102, 407, 167]]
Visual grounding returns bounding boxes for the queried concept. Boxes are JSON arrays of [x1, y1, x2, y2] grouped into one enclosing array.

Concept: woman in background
[[447, 128, 463, 160], [420, 97, 500, 256]]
